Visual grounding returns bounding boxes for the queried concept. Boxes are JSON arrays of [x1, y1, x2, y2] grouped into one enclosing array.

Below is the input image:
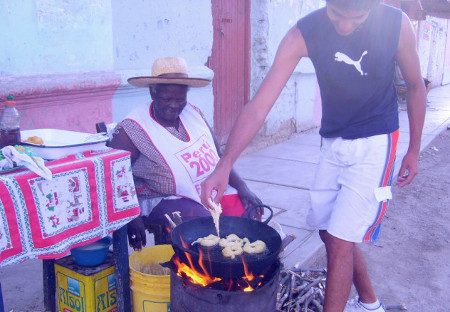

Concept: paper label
[[374, 186, 392, 202]]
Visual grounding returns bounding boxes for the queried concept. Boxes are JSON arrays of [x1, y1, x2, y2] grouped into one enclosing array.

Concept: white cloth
[[0, 146, 52, 180]]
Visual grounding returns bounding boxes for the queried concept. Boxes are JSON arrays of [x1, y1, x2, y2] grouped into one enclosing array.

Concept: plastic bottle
[[0, 95, 21, 148]]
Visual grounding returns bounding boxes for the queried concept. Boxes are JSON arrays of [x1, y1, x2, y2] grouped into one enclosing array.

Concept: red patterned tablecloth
[[0, 148, 140, 267]]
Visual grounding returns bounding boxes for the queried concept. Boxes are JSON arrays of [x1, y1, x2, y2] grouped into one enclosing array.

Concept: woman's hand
[[127, 216, 147, 251], [237, 185, 264, 220]]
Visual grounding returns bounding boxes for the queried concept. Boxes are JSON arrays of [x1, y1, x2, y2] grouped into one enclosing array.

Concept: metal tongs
[[164, 211, 183, 229]]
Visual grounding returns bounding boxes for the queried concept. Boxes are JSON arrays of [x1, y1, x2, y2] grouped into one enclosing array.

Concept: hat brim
[[127, 76, 211, 88]]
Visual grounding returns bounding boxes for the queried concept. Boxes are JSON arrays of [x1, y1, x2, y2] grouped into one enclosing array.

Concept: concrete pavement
[[233, 83, 450, 269]]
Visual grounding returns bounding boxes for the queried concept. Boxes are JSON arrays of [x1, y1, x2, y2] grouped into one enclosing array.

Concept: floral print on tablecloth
[[0, 148, 140, 267]]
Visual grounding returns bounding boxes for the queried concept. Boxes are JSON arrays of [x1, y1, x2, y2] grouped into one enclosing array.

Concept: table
[[0, 148, 140, 312]]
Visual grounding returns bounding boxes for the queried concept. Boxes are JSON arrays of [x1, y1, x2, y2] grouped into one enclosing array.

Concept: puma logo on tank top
[[334, 51, 368, 76]]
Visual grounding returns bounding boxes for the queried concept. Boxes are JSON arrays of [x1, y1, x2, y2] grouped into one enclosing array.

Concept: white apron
[[125, 102, 235, 207]]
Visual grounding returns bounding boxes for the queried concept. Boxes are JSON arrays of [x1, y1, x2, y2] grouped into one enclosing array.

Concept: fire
[[175, 237, 264, 292], [242, 255, 255, 281], [180, 238, 195, 268], [177, 237, 221, 286], [173, 257, 221, 286], [241, 255, 263, 292]]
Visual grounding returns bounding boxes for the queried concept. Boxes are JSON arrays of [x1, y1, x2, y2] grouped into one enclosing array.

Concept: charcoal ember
[[208, 279, 234, 291]]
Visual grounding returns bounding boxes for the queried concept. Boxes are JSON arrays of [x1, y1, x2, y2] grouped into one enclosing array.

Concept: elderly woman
[[109, 57, 262, 250]]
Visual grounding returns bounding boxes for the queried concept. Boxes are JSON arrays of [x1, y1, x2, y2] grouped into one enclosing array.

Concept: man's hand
[[396, 150, 419, 187], [201, 165, 230, 209], [127, 216, 147, 251]]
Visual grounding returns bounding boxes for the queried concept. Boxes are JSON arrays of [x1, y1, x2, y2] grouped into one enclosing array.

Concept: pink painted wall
[[0, 73, 120, 133]]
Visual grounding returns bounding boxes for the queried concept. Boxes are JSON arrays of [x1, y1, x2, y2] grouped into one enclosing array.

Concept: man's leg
[[353, 245, 377, 304], [320, 230, 354, 312], [312, 133, 397, 311], [320, 230, 379, 312]]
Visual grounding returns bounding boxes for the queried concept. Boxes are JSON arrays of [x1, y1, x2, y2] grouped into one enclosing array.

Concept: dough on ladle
[[208, 198, 222, 237]]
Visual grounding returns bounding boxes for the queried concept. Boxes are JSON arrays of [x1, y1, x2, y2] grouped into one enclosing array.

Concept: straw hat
[[127, 57, 211, 88]]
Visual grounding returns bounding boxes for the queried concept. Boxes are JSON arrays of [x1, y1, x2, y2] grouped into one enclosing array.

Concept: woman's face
[[151, 84, 188, 125], [326, 3, 371, 36]]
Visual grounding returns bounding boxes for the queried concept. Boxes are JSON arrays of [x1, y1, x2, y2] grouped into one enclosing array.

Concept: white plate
[[21, 129, 109, 160]]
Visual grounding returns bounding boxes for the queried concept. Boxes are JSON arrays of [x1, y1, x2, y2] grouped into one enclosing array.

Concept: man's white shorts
[[307, 130, 399, 243]]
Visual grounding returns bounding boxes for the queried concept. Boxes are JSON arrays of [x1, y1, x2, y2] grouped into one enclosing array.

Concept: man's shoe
[[344, 296, 386, 312]]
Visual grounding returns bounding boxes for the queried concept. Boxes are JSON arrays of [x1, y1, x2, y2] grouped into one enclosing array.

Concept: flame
[[180, 237, 195, 268], [174, 257, 221, 286], [177, 237, 221, 286], [175, 236, 266, 292], [240, 255, 265, 292], [198, 248, 211, 276], [241, 255, 255, 291], [242, 255, 255, 281]]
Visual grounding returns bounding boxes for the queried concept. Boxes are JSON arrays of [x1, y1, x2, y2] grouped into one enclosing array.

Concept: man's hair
[[325, 0, 380, 11]]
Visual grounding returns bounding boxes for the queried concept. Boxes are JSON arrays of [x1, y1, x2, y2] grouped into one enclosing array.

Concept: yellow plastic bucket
[[129, 244, 174, 312]]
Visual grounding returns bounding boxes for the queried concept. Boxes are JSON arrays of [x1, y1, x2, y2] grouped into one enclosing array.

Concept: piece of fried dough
[[222, 244, 243, 259], [23, 136, 44, 145], [243, 240, 267, 254], [219, 234, 245, 247], [192, 234, 220, 247]]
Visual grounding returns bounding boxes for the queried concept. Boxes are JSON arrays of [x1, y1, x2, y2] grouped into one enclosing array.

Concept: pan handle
[[253, 204, 274, 224]]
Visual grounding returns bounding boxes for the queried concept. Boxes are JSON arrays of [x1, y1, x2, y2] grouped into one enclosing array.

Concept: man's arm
[[201, 25, 307, 206], [206, 121, 263, 215], [108, 126, 140, 163], [395, 12, 426, 187]]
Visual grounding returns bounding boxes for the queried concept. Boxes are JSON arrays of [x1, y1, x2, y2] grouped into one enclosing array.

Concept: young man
[[201, 1, 426, 311]]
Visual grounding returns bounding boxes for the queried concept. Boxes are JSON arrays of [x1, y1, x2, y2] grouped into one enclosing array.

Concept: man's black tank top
[[297, 4, 402, 139]]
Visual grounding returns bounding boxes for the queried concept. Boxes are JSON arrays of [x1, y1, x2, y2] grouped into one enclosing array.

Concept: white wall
[[2, 1, 447, 140], [416, 17, 449, 86], [112, 0, 323, 134], [0, 0, 113, 76], [443, 23, 450, 85], [110, 0, 214, 123], [0, 0, 215, 126], [250, 0, 323, 136], [416, 20, 433, 77], [426, 18, 448, 85]]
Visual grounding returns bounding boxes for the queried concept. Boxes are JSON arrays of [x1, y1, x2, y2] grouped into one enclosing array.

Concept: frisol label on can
[[55, 254, 117, 312]]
